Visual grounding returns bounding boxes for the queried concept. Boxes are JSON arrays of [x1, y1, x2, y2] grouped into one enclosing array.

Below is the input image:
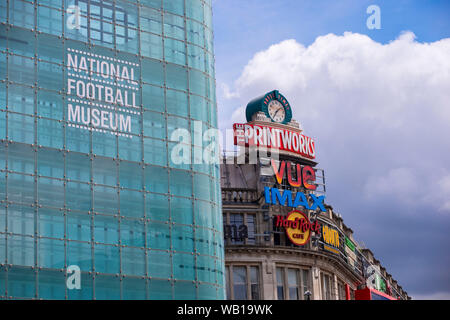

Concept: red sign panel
[[233, 123, 316, 160]]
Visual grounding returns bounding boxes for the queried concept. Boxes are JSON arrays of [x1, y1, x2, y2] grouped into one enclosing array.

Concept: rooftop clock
[[245, 90, 293, 125]]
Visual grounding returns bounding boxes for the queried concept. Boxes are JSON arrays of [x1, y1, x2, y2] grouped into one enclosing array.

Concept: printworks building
[[221, 90, 411, 300], [0, 0, 225, 299]]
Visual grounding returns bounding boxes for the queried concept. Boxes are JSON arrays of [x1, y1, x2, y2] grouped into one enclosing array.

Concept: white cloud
[[219, 32, 450, 214]]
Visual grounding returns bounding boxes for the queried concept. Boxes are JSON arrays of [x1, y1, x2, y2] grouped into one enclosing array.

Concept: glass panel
[[170, 169, 192, 197], [164, 13, 184, 40], [166, 63, 187, 91], [37, 148, 64, 179], [38, 238, 65, 269], [186, 0, 203, 22], [166, 89, 188, 117], [140, 7, 162, 35], [8, 143, 34, 175], [121, 247, 146, 276], [94, 215, 119, 245], [196, 254, 215, 283], [164, 38, 186, 65], [120, 218, 145, 247], [172, 224, 193, 253], [37, 61, 63, 90], [119, 161, 143, 190], [141, 31, 163, 59], [7, 204, 34, 236], [8, 113, 34, 144], [146, 221, 170, 250], [148, 249, 171, 279], [66, 181, 91, 212], [94, 275, 120, 299], [148, 278, 173, 300], [173, 252, 194, 281], [143, 137, 167, 166], [7, 267, 36, 299], [142, 84, 164, 112], [37, 34, 63, 64], [195, 227, 213, 257], [8, 235, 35, 267], [66, 152, 90, 183], [37, 118, 63, 149], [144, 165, 168, 194], [93, 185, 118, 215], [163, 0, 184, 16], [143, 110, 166, 139], [67, 272, 93, 300], [122, 276, 146, 300], [170, 196, 193, 225], [8, 84, 34, 115], [141, 58, 164, 86], [193, 173, 210, 201], [94, 244, 120, 274], [67, 212, 91, 242], [9, 0, 35, 30], [38, 208, 64, 239], [37, 6, 63, 36], [38, 177, 64, 208], [67, 241, 92, 272], [38, 270, 66, 299], [120, 189, 144, 218], [146, 192, 169, 222], [7, 173, 35, 204], [187, 20, 204, 47]]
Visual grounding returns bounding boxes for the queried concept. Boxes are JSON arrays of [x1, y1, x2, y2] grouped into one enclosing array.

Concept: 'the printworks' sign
[[233, 123, 316, 159]]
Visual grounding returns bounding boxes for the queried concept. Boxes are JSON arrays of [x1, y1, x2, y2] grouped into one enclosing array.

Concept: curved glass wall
[[0, 0, 224, 299]]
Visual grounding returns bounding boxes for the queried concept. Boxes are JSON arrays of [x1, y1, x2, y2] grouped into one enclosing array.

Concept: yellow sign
[[322, 225, 340, 252]]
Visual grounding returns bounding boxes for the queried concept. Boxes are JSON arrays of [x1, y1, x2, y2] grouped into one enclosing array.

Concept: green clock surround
[[245, 90, 293, 124]]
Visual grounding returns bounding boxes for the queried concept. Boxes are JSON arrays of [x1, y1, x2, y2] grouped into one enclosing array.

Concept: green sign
[[345, 237, 355, 252]]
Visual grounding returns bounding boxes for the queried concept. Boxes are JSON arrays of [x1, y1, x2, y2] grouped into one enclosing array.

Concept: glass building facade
[[0, 0, 224, 299]]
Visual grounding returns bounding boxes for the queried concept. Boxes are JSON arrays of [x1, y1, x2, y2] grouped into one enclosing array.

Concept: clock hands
[[273, 106, 283, 118]]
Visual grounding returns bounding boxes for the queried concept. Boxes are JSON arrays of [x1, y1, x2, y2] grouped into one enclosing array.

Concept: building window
[[223, 213, 257, 245], [233, 266, 247, 300], [226, 265, 261, 300], [288, 269, 299, 300], [321, 273, 334, 300], [338, 281, 346, 300], [250, 266, 260, 300], [276, 267, 312, 300], [302, 269, 311, 300], [276, 267, 284, 300]]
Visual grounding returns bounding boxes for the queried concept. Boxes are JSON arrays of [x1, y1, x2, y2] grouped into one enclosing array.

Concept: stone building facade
[[220, 90, 410, 300]]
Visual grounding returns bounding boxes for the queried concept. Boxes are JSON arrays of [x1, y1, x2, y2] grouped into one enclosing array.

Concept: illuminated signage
[[345, 236, 356, 252], [264, 187, 326, 212], [233, 123, 316, 159], [271, 159, 317, 190], [321, 225, 340, 254], [275, 210, 320, 246]]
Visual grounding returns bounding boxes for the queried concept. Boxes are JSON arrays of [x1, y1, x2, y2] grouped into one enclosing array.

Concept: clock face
[[268, 100, 286, 123]]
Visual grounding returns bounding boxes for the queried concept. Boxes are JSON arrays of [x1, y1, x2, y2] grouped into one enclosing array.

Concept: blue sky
[[214, 0, 450, 82], [212, 0, 450, 299]]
